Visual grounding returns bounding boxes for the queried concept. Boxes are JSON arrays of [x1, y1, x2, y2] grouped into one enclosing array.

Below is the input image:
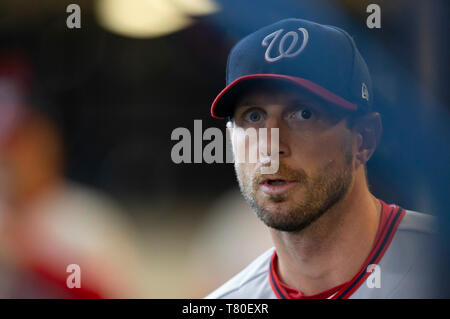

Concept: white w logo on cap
[[262, 28, 309, 63]]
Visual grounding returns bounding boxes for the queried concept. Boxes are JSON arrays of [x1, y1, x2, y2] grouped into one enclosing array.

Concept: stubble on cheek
[[234, 162, 252, 197]]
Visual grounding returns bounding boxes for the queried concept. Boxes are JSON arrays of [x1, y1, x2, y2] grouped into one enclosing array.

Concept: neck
[[270, 170, 381, 295]]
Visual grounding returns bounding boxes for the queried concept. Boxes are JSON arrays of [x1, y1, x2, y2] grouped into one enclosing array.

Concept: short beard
[[236, 147, 354, 233]]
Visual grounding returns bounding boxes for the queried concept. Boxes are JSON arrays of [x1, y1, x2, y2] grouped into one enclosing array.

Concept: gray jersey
[[206, 204, 439, 299]]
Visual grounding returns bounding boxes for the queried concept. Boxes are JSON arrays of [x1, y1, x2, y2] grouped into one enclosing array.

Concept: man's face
[[230, 86, 356, 232]]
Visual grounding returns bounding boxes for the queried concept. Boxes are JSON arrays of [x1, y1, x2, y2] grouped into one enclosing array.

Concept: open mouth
[[259, 178, 298, 195], [266, 179, 287, 186]]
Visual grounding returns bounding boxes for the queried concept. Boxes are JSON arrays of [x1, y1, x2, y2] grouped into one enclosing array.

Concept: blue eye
[[291, 109, 313, 120], [244, 110, 263, 122]]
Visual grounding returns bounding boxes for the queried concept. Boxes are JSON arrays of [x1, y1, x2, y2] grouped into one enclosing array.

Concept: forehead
[[235, 85, 330, 113], [237, 88, 306, 107]]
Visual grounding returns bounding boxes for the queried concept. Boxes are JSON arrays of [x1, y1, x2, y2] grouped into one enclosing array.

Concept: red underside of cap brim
[[210, 74, 358, 119]]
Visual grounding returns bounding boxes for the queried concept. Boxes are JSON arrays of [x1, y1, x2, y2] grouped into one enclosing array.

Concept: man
[[206, 18, 438, 299]]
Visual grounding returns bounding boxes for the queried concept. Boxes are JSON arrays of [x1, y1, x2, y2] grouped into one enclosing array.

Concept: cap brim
[[210, 74, 358, 119]]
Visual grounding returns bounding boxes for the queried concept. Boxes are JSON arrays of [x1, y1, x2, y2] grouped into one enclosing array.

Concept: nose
[[260, 116, 290, 159]]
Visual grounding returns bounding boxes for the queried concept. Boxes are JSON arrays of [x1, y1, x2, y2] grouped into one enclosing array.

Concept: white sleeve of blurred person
[[186, 190, 273, 298], [0, 56, 146, 298], [19, 181, 147, 298], [0, 183, 147, 299]]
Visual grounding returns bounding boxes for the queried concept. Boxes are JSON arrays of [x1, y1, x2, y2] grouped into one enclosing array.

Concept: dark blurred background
[[0, 0, 448, 298]]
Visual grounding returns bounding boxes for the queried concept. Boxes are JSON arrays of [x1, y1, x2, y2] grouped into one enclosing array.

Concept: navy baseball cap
[[211, 18, 373, 119]]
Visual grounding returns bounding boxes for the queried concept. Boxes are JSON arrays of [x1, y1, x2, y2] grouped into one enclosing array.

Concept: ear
[[353, 112, 382, 166]]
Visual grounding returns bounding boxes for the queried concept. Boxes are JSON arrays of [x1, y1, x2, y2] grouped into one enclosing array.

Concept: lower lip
[[259, 181, 298, 195]]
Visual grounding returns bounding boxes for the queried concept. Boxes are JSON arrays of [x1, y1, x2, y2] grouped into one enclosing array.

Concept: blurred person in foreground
[[206, 18, 440, 299], [0, 52, 143, 298]]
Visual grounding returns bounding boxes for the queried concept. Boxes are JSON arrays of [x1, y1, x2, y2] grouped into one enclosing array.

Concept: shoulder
[[380, 208, 441, 298], [390, 208, 438, 263], [205, 247, 275, 299], [394, 208, 438, 253], [397, 208, 437, 235]]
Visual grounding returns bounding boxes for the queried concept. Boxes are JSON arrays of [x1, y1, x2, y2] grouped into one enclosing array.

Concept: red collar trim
[[268, 200, 405, 299]]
